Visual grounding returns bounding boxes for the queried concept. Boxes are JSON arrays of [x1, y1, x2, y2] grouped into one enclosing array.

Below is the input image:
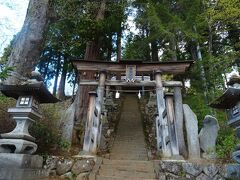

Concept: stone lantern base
[[0, 153, 49, 180], [0, 139, 37, 154]]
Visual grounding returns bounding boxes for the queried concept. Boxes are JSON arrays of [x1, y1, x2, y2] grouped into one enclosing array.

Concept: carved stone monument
[[183, 104, 201, 159], [199, 115, 219, 159]]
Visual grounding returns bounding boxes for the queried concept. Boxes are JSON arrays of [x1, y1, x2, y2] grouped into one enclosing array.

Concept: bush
[[216, 126, 239, 160], [0, 95, 15, 133], [30, 103, 70, 154]]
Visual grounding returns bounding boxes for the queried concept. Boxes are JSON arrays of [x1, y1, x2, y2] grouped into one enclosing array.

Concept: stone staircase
[[96, 159, 156, 180], [96, 94, 157, 180]]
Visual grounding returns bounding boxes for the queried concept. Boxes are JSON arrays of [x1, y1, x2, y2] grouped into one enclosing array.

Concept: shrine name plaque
[[126, 65, 136, 82]]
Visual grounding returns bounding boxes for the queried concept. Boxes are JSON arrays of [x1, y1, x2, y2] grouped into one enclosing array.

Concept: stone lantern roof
[[210, 74, 240, 109], [209, 87, 240, 109], [0, 82, 59, 103]]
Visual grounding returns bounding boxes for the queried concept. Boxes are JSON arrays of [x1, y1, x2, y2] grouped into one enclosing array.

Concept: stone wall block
[[44, 156, 59, 170], [203, 164, 218, 177], [165, 172, 183, 180], [71, 159, 95, 175], [218, 165, 228, 178], [196, 173, 211, 180], [60, 172, 73, 180], [182, 162, 202, 176], [76, 172, 89, 180], [161, 161, 183, 175], [213, 174, 224, 180], [56, 158, 74, 175]]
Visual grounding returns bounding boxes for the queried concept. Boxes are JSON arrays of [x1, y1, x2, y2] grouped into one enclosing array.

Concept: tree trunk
[[57, 58, 67, 100], [208, 23, 213, 55], [43, 60, 50, 81], [79, 0, 106, 119], [151, 40, 159, 62], [53, 54, 61, 96], [145, 28, 151, 61], [84, 0, 106, 61], [5, 0, 53, 85], [64, 0, 107, 145], [193, 26, 209, 104], [169, 35, 177, 61], [117, 29, 122, 62], [107, 33, 113, 61]]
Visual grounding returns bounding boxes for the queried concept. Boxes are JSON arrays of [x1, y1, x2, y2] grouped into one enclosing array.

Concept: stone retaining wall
[[154, 160, 240, 180], [43, 156, 96, 180]]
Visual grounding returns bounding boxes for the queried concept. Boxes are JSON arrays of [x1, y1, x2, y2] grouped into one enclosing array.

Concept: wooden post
[[97, 71, 107, 103], [90, 71, 107, 153], [142, 74, 145, 96], [106, 85, 110, 97], [83, 91, 97, 152], [174, 86, 187, 157], [155, 71, 171, 157], [165, 93, 179, 156]]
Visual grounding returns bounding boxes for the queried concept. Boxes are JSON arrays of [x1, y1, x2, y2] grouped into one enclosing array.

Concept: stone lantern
[[210, 75, 240, 163], [0, 82, 59, 179]]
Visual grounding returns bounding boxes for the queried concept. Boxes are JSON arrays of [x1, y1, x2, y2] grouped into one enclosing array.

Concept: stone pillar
[[83, 91, 97, 152], [174, 86, 187, 157], [155, 71, 171, 157], [165, 93, 179, 156]]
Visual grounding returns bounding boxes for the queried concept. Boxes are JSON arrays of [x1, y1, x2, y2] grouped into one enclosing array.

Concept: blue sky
[[0, 0, 29, 55]]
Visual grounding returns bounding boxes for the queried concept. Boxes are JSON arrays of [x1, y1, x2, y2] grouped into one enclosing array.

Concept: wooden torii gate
[[72, 60, 193, 157]]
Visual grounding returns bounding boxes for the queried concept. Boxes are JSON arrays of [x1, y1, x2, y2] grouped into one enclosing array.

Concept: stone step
[[114, 141, 144, 144], [98, 169, 156, 179], [111, 146, 146, 149], [110, 156, 148, 161], [110, 154, 148, 160], [96, 175, 157, 180], [100, 164, 154, 172], [113, 143, 145, 146], [110, 149, 147, 154], [110, 152, 147, 155], [114, 139, 145, 141], [103, 159, 152, 166], [111, 147, 146, 151], [110, 154, 148, 158]]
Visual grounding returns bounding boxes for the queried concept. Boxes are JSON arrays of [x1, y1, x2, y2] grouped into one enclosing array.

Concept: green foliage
[[0, 95, 15, 134], [0, 35, 15, 64], [29, 103, 70, 154], [0, 35, 15, 81], [58, 139, 71, 150], [184, 89, 212, 127], [216, 127, 239, 159], [0, 66, 14, 81]]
